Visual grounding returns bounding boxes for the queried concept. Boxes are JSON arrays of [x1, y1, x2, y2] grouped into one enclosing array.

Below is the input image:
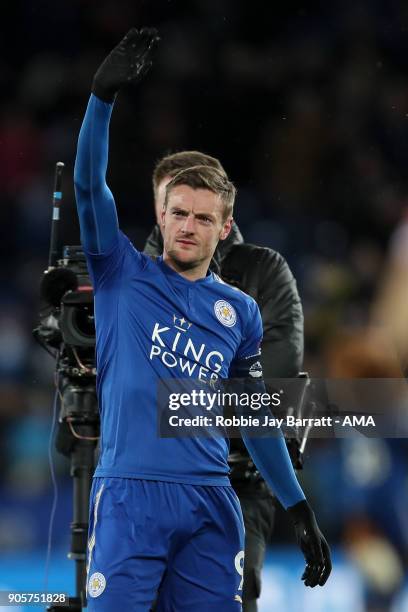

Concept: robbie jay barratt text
[[167, 415, 376, 428]]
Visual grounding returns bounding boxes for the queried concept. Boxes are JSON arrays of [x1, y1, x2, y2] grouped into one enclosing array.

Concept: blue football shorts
[[86, 477, 245, 611]]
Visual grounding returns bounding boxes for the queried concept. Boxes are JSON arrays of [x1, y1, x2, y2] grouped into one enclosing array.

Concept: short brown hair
[[164, 165, 236, 220], [152, 150, 226, 195]]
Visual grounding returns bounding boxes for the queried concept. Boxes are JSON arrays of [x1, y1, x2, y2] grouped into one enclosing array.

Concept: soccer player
[[145, 150, 304, 612], [74, 28, 331, 611]]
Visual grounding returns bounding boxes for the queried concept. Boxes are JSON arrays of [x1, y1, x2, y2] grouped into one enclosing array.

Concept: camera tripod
[[47, 380, 99, 612]]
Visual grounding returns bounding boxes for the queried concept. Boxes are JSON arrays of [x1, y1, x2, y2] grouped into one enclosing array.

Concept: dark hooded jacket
[[144, 222, 304, 479]]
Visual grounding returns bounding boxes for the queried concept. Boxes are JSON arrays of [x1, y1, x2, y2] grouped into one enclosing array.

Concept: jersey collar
[[157, 256, 214, 286]]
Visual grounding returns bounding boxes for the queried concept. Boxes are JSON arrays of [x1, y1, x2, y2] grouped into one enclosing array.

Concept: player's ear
[[219, 217, 232, 241], [160, 206, 166, 229]]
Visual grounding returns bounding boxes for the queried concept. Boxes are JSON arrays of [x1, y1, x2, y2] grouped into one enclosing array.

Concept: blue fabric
[[82, 230, 262, 485], [74, 94, 119, 254], [86, 477, 245, 611], [242, 434, 305, 509], [230, 355, 305, 509]]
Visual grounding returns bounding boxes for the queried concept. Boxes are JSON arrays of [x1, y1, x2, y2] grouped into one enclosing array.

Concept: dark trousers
[[235, 492, 275, 612]]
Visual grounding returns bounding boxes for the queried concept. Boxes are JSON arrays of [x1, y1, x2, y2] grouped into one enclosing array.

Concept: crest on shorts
[[214, 300, 236, 327], [88, 572, 106, 598]]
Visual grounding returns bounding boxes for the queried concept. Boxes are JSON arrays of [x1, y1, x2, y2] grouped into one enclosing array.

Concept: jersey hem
[[94, 469, 231, 487]]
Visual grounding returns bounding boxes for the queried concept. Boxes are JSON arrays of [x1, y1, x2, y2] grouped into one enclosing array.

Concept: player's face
[[161, 184, 232, 274]]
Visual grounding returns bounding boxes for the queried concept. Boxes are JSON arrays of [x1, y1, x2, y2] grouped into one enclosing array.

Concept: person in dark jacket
[[144, 150, 305, 612]]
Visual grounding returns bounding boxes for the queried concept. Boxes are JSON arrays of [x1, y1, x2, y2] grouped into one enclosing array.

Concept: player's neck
[[162, 253, 209, 281]]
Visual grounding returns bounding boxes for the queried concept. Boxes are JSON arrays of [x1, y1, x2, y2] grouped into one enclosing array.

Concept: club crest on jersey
[[88, 572, 106, 598], [214, 300, 236, 327]]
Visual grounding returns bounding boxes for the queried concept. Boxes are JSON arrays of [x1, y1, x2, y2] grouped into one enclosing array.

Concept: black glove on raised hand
[[92, 27, 160, 102], [287, 499, 332, 587]]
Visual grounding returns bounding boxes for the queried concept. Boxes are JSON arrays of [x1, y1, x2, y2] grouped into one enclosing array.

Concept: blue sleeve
[[234, 299, 263, 362], [232, 298, 306, 509], [241, 434, 305, 509], [84, 230, 146, 293], [74, 94, 120, 254]]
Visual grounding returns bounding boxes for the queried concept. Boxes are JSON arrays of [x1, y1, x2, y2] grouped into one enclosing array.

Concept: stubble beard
[[167, 248, 206, 272]]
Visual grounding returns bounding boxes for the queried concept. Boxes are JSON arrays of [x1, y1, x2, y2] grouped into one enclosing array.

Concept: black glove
[[287, 499, 332, 587], [92, 27, 160, 102]]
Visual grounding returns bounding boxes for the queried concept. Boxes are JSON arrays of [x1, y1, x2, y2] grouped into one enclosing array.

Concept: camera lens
[[61, 304, 95, 347], [74, 306, 95, 338]]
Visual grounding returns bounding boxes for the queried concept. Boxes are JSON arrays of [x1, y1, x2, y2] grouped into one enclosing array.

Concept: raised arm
[[74, 28, 160, 254]]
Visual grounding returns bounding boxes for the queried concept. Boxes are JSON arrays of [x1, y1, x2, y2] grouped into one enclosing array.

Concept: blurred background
[[1, 1, 408, 610]]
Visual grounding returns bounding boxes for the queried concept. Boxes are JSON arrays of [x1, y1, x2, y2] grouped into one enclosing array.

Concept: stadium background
[[1, 1, 408, 610]]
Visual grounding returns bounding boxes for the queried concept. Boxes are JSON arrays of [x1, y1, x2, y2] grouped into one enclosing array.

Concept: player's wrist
[[286, 498, 313, 524], [91, 78, 117, 103]]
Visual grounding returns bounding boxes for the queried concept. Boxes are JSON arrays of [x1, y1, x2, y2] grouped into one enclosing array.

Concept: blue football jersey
[[85, 230, 263, 485], [75, 95, 305, 508]]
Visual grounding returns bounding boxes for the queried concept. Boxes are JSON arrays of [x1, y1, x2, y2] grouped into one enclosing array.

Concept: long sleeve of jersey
[[74, 94, 119, 254], [230, 302, 306, 510], [241, 433, 305, 509]]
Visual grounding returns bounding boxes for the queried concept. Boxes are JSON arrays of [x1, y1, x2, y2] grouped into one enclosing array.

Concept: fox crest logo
[[214, 300, 236, 327], [88, 572, 106, 598]]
